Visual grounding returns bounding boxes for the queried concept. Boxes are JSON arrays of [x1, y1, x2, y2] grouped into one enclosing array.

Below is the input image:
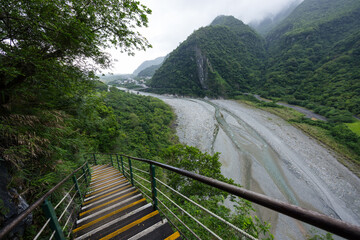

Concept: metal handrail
[[0, 161, 89, 239], [110, 153, 360, 240], [155, 176, 257, 240]]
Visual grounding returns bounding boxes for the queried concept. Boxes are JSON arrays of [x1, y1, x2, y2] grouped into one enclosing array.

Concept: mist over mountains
[[148, 0, 360, 117]]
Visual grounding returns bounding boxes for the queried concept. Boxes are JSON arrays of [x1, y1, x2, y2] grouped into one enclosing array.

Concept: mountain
[[99, 74, 133, 83], [263, 0, 360, 116], [150, 16, 265, 96], [137, 64, 162, 77], [133, 56, 165, 76], [149, 0, 360, 117], [249, 0, 303, 35]]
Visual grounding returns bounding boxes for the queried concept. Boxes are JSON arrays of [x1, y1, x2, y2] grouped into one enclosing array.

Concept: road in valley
[[123, 89, 360, 239]]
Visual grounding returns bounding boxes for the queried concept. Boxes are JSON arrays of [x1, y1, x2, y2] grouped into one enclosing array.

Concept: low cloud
[[109, 0, 302, 74]]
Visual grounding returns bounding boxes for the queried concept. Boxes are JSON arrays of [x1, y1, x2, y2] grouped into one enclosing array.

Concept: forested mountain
[[132, 56, 165, 76], [249, 0, 302, 35], [149, 0, 360, 117], [263, 0, 360, 116], [137, 63, 162, 77], [150, 16, 265, 96]]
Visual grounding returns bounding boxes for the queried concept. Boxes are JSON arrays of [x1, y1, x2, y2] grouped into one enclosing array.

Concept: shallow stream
[[123, 89, 360, 239]]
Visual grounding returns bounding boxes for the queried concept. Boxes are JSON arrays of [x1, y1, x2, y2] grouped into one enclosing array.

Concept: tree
[[0, 0, 151, 105]]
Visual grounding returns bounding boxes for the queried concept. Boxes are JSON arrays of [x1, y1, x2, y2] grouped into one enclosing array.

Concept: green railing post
[[150, 164, 158, 210], [42, 198, 65, 240], [116, 154, 121, 172], [110, 154, 113, 166], [72, 175, 83, 202], [86, 162, 91, 179], [82, 166, 88, 186], [120, 155, 125, 175], [128, 157, 134, 186], [93, 153, 97, 165]]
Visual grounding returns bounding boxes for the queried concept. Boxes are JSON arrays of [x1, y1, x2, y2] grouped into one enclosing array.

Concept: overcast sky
[[106, 0, 301, 75]]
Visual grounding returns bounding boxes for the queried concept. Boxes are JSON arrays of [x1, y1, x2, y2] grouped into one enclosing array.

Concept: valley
[[132, 90, 360, 239]]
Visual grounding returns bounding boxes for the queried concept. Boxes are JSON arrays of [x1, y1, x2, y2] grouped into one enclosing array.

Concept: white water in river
[[121, 89, 360, 239]]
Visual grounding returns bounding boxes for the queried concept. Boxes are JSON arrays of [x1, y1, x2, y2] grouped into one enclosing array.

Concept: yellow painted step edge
[[73, 198, 146, 233], [83, 185, 131, 205], [99, 210, 159, 240], [89, 177, 125, 191], [90, 173, 122, 185], [80, 190, 138, 217], [164, 231, 181, 240], [85, 179, 127, 198], [91, 171, 121, 181]]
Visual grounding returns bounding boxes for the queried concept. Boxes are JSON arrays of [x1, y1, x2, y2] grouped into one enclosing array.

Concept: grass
[[236, 100, 360, 177], [346, 121, 360, 136]]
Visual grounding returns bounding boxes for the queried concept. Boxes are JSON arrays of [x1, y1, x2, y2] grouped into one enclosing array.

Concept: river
[[120, 89, 360, 239]]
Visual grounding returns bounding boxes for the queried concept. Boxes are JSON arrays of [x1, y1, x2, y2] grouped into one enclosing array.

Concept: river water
[[121, 89, 360, 239]]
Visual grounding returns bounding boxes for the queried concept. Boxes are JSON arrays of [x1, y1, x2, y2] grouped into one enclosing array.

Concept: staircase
[[72, 165, 180, 240]]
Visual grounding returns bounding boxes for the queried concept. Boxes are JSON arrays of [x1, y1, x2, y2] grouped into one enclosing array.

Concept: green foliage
[[307, 230, 333, 240], [289, 118, 360, 160], [101, 87, 176, 157], [137, 64, 162, 77], [263, 0, 360, 116], [149, 1, 360, 118], [346, 121, 360, 136], [158, 144, 273, 239], [150, 16, 265, 97], [0, 0, 151, 106], [161, 145, 233, 197]]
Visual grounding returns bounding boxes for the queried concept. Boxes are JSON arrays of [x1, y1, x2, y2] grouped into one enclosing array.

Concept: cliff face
[[150, 16, 265, 97], [150, 0, 360, 116], [194, 46, 208, 90]]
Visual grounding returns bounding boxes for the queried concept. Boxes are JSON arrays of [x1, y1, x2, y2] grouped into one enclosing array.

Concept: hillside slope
[[263, 0, 360, 116], [150, 16, 265, 97], [133, 56, 165, 76], [149, 0, 360, 117]]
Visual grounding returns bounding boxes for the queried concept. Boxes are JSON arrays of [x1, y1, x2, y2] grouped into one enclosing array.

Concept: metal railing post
[[72, 175, 83, 202], [150, 164, 158, 210], [128, 157, 134, 186], [86, 162, 91, 179], [82, 166, 88, 186], [110, 154, 113, 166], [116, 154, 121, 172], [42, 198, 65, 240], [120, 155, 125, 175], [93, 153, 97, 165]]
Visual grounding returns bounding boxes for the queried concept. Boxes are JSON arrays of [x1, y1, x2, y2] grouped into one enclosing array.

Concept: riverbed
[[121, 89, 360, 239]]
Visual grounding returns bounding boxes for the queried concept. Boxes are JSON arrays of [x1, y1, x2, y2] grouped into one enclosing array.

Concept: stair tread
[[76, 206, 156, 239], [136, 222, 179, 240], [109, 211, 163, 240], [74, 200, 149, 236], [73, 165, 180, 240], [78, 190, 140, 218]]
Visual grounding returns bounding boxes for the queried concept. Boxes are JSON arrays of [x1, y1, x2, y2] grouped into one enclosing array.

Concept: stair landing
[[72, 165, 180, 240]]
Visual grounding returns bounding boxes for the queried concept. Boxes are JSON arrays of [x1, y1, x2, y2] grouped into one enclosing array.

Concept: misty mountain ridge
[[132, 56, 166, 76], [149, 0, 360, 117], [249, 0, 303, 35], [150, 16, 265, 96]]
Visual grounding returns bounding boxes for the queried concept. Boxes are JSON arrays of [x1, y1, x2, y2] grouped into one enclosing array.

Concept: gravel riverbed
[[127, 90, 360, 239]]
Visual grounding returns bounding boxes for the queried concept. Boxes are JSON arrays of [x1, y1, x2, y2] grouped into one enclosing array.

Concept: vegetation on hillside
[[235, 95, 360, 176], [149, 0, 360, 119], [264, 0, 360, 117], [161, 145, 273, 239], [138, 64, 162, 77], [0, 2, 273, 239], [0, 0, 152, 201], [150, 16, 265, 97]]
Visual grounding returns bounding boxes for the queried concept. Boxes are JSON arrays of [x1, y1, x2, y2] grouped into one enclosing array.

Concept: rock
[[0, 164, 32, 239]]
